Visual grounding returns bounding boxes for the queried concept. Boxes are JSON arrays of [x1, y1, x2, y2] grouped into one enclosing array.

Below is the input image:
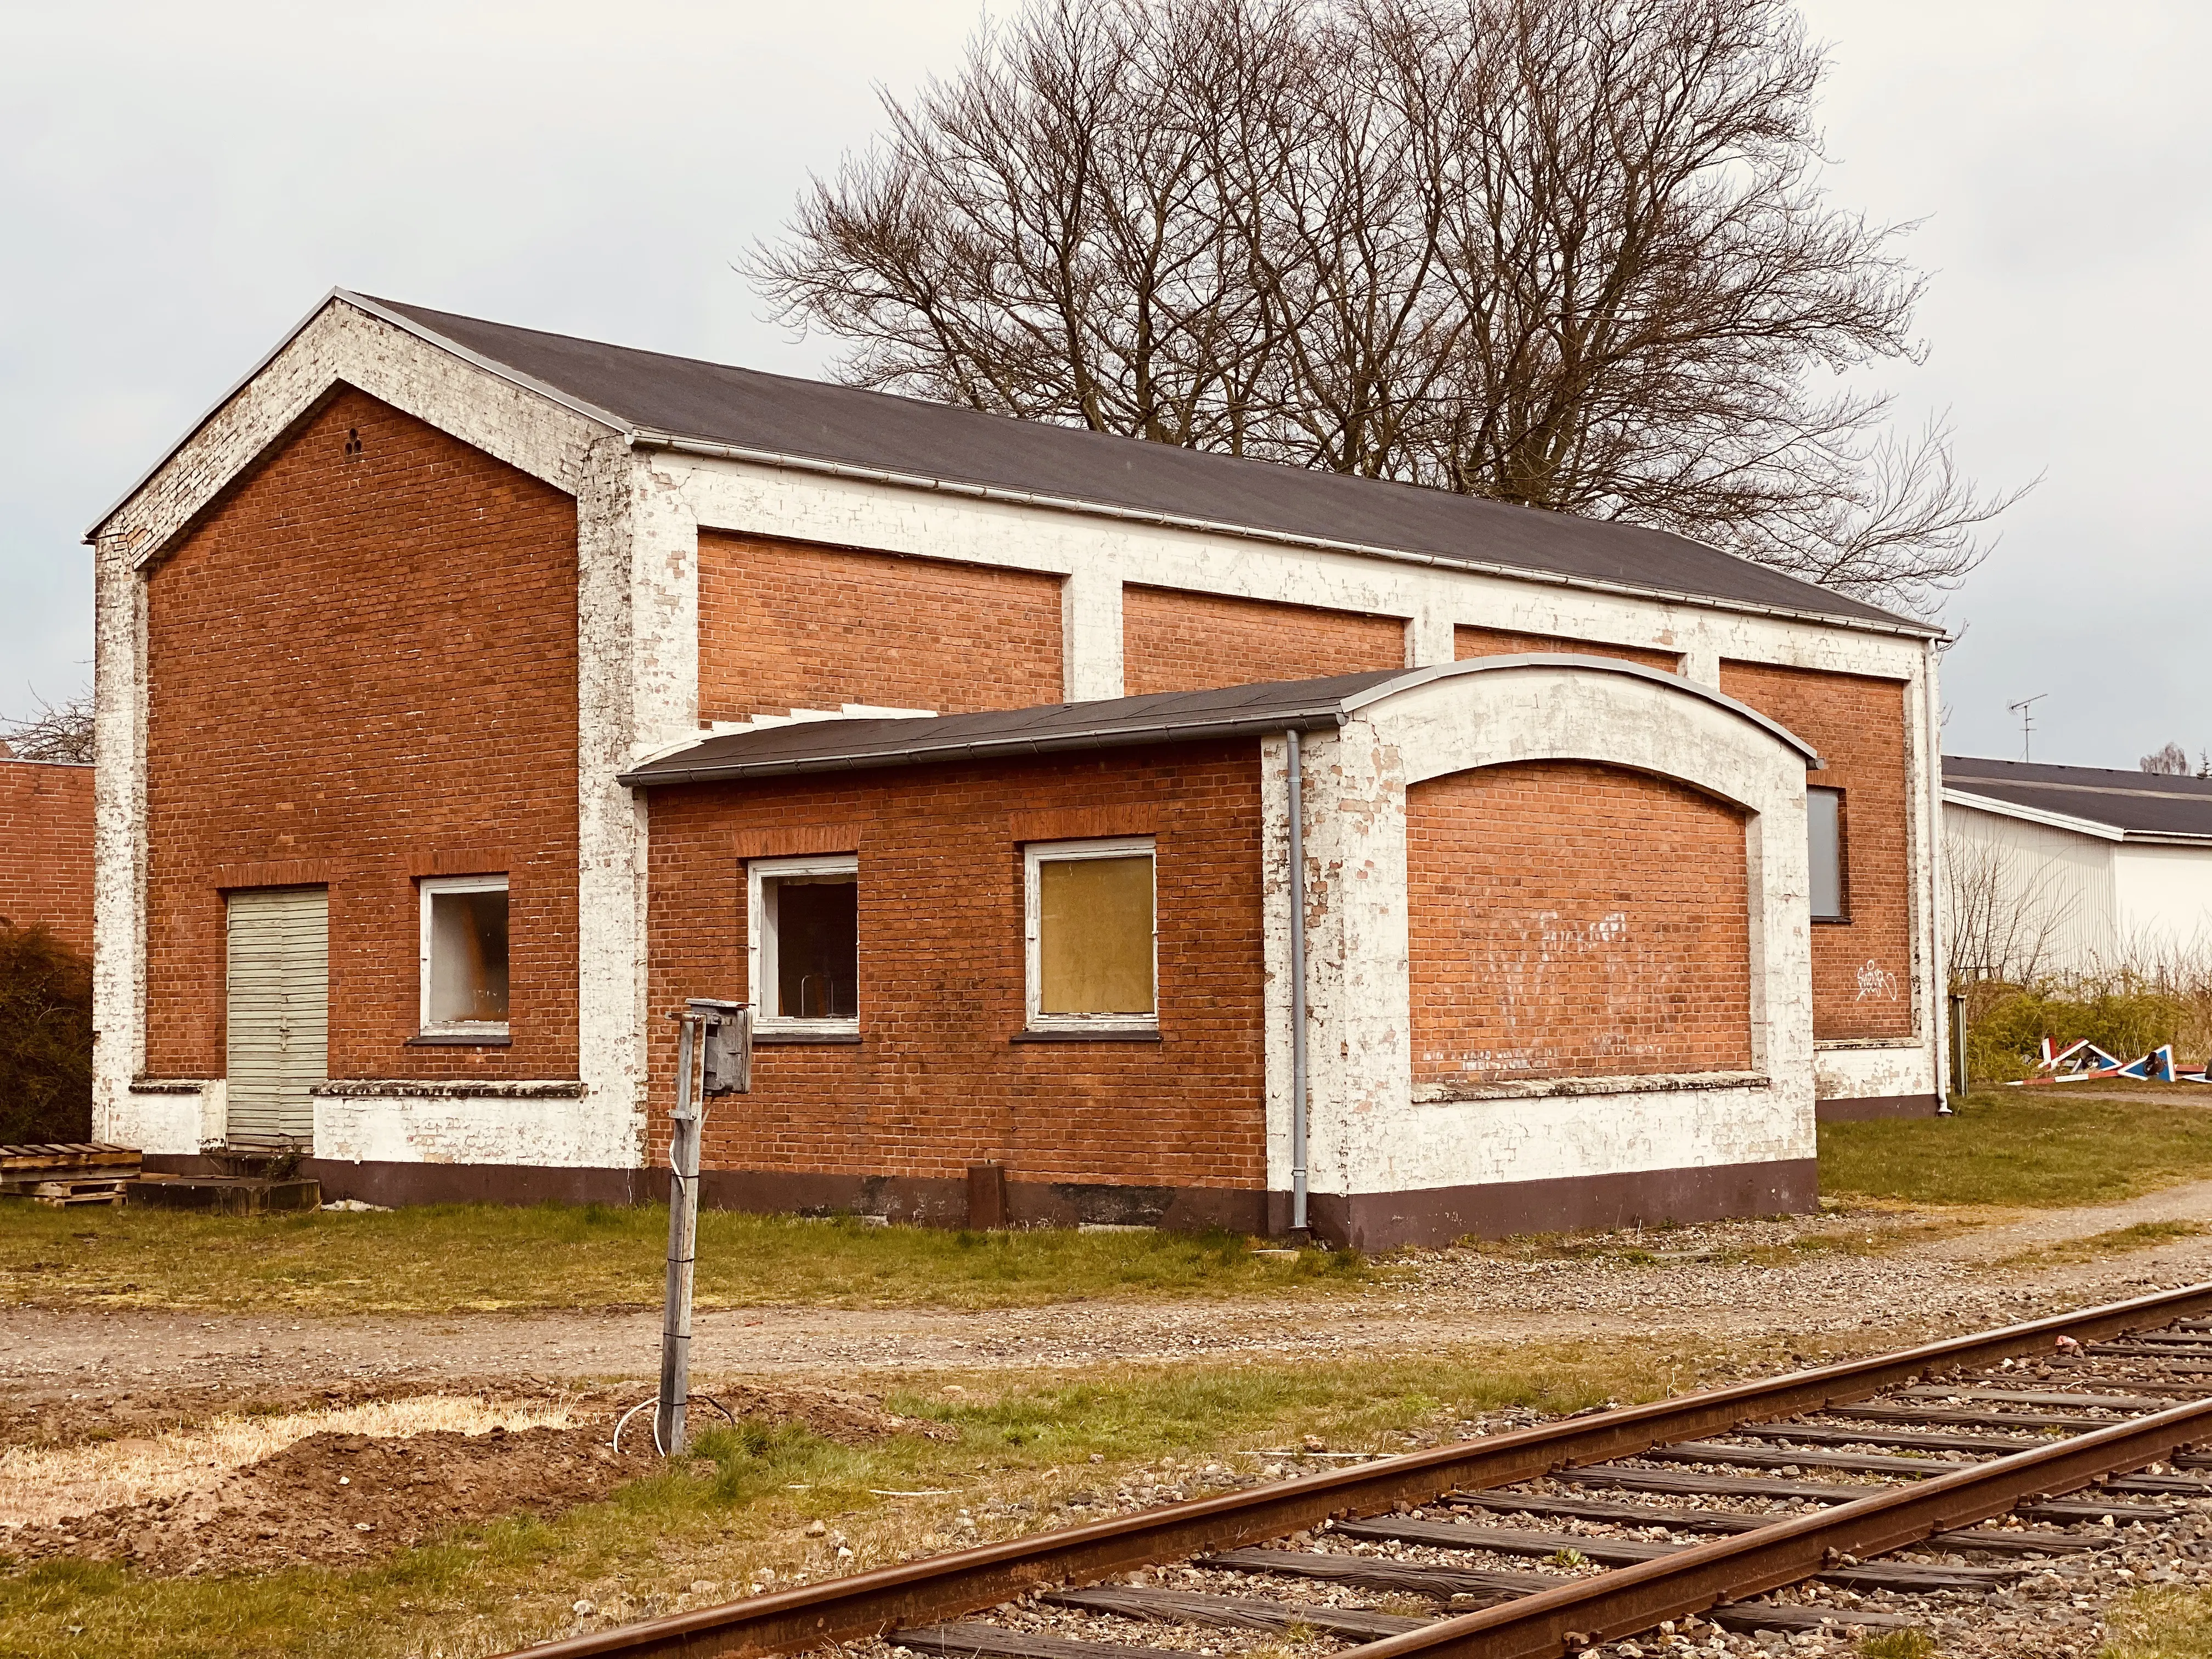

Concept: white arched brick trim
[[1265, 655, 1819, 1242]]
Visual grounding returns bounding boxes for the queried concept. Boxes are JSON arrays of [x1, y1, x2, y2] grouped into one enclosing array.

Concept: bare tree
[[2141, 742, 2191, 776], [1943, 825, 2081, 990], [1, 687, 94, 765], [749, 0, 2024, 616]]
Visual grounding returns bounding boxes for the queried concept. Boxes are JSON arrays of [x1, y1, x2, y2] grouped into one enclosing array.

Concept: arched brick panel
[[1404, 760, 1752, 1090]]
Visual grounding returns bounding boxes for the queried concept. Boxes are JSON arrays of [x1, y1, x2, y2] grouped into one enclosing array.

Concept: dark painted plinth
[[1298, 1157, 1822, 1252], [1815, 1093, 1942, 1124], [143, 1153, 1814, 1250], [130, 1175, 322, 1215]]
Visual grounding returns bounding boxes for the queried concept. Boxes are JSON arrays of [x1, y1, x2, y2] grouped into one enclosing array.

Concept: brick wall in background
[[1407, 760, 1753, 1087], [698, 533, 1063, 722], [1122, 586, 1407, 696], [0, 760, 95, 956], [143, 387, 581, 1084], [1454, 624, 1682, 673], [1719, 661, 1914, 1042], [646, 741, 1267, 1193]]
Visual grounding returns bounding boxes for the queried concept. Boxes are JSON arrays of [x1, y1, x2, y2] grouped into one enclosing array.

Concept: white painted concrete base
[[1814, 1040, 1939, 1103], [312, 1092, 637, 1169], [110, 1085, 216, 1156], [1323, 1081, 1805, 1198]]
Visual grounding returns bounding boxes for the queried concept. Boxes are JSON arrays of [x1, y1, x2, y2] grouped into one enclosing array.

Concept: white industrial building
[[1943, 757, 2212, 981]]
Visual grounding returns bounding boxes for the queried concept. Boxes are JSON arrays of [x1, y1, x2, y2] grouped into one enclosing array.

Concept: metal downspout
[[1288, 730, 1309, 1235], [1926, 637, 1956, 1111]]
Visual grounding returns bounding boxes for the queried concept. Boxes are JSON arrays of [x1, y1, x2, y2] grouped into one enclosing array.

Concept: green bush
[[1964, 979, 2187, 1082], [0, 922, 94, 1142]]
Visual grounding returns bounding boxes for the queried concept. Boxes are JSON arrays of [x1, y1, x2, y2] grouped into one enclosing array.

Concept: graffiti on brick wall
[[1854, 958, 1900, 1001]]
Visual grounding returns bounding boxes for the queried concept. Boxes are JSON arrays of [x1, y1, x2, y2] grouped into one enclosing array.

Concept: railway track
[[518, 1283, 2212, 1659]]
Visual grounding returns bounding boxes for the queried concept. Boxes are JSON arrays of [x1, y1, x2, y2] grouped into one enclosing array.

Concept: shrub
[[1962, 977, 2190, 1082], [0, 923, 94, 1142]]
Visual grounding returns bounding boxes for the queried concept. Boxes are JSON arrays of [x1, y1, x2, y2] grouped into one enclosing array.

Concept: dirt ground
[[8, 1176, 2212, 1653], [0, 1378, 936, 1578], [9, 1180, 2212, 1400]]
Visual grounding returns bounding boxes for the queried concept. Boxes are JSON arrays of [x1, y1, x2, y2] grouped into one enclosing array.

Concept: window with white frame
[[419, 874, 511, 1036], [749, 855, 860, 1035], [1024, 837, 1157, 1033], [1808, 786, 1847, 922]]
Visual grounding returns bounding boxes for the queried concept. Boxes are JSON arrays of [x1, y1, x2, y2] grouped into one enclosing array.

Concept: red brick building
[[88, 293, 1946, 1246], [0, 758, 95, 955]]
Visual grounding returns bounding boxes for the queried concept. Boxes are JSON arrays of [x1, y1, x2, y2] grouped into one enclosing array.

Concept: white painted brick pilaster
[[1062, 565, 1124, 700]]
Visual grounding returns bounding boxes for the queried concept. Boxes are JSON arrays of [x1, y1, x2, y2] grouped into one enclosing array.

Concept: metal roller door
[[224, 887, 329, 1147]]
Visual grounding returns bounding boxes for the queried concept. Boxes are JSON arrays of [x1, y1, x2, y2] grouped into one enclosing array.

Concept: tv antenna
[[2007, 693, 2046, 762]]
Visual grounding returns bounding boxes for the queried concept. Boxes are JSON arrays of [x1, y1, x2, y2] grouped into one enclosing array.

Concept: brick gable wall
[[1718, 662, 1914, 1041], [1406, 760, 1753, 1087], [0, 761, 95, 956], [1122, 588, 1407, 696], [698, 534, 1063, 721], [646, 742, 1267, 1190], [1455, 624, 1681, 673], [143, 387, 581, 1084]]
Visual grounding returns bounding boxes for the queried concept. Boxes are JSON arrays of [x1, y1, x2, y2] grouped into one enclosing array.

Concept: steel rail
[[506, 1280, 2212, 1659], [1330, 1394, 2212, 1659]]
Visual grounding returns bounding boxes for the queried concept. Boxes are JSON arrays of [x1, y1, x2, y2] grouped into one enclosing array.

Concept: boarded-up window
[[420, 876, 510, 1031], [1026, 839, 1156, 1029]]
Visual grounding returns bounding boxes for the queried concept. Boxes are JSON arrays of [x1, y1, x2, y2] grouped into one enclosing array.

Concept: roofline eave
[[1942, 787, 2130, 842], [622, 652, 1824, 790], [82, 289, 633, 548]]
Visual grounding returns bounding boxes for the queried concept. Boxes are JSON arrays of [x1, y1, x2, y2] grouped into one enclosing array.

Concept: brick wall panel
[[1123, 588, 1406, 696], [0, 761, 95, 956], [144, 387, 580, 1083], [698, 534, 1063, 721], [647, 742, 1266, 1189], [1454, 624, 1681, 673], [1719, 662, 1914, 1041], [1407, 760, 1753, 1085]]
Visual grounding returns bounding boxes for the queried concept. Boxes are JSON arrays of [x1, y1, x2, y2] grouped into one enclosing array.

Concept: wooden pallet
[[0, 1143, 143, 1197], [0, 1142, 142, 1172], [28, 1178, 131, 1207]]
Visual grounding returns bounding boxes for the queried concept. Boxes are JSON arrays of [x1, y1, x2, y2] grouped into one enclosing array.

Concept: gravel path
[[10, 1182, 2212, 1400]]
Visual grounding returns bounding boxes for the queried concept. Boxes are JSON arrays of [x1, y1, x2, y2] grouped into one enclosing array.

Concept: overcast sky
[[4, 1, 2204, 768]]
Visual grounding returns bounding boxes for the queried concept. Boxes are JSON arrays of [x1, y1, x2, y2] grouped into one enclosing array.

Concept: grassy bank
[[0, 1204, 1361, 1315], [0, 1340, 1733, 1659], [2101, 1585, 2212, 1657], [1820, 1090, 2212, 1209]]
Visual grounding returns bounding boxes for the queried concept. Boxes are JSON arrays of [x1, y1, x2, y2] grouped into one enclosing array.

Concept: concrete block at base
[[128, 1176, 322, 1215]]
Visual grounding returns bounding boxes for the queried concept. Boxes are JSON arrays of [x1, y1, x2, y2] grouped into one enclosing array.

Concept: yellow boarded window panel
[[1038, 855, 1155, 1015]]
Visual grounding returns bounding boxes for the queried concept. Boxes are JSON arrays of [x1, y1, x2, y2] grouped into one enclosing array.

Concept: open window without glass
[[1025, 837, 1157, 1034], [750, 855, 859, 1037], [419, 875, 510, 1037]]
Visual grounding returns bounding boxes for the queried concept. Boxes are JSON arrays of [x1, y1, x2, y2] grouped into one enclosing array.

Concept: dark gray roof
[[347, 293, 1919, 633], [622, 672, 1401, 787], [623, 656, 1819, 787], [1944, 756, 2212, 842]]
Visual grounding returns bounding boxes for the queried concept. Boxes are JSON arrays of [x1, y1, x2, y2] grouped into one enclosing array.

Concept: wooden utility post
[[658, 997, 749, 1456]]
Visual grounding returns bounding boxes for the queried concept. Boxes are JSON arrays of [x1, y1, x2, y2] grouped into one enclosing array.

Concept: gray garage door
[[225, 886, 328, 1147]]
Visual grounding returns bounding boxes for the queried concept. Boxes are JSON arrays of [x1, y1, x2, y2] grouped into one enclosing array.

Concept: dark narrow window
[[1808, 786, 1846, 921]]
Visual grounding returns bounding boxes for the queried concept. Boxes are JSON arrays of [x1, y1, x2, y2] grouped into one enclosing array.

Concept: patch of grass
[[2101, 1585, 2212, 1658], [1821, 1091, 2212, 1209], [1997, 1220, 2211, 1271], [0, 1341, 1706, 1659], [1859, 1630, 1938, 1659], [0, 1204, 1364, 1314]]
